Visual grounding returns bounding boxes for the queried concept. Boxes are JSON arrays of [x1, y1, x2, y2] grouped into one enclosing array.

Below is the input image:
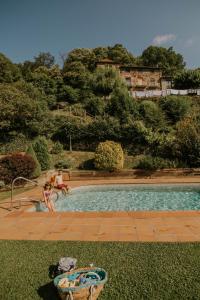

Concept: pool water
[[34, 184, 200, 212]]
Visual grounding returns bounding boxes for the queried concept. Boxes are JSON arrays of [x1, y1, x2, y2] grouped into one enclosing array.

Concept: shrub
[[51, 142, 64, 154], [33, 137, 51, 171], [54, 158, 75, 170], [139, 100, 165, 128], [135, 156, 177, 170], [0, 153, 36, 185], [94, 141, 124, 171], [26, 145, 41, 178], [159, 96, 191, 124], [0, 134, 29, 154], [79, 158, 95, 170]]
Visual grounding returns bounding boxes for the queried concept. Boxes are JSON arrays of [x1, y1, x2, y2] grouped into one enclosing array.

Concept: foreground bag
[[54, 267, 108, 300]]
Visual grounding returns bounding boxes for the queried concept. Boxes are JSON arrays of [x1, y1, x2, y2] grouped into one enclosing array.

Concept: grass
[[52, 150, 142, 170], [1, 241, 200, 299], [0, 186, 34, 202], [52, 151, 95, 169]]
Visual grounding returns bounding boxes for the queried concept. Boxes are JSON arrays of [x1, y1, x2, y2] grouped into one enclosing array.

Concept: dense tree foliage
[[159, 96, 191, 124], [0, 53, 21, 83], [174, 69, 200, 89], [0, 84, 48, 141], [0, 45, 200, 168], [141, 46, 185, 76], [175, 116, 200, 167], [139, 100, 166, 129], [107, 84, 138, 122]]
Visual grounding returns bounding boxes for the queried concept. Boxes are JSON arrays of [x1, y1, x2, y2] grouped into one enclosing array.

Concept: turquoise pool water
[[34, 184, 200, 212]]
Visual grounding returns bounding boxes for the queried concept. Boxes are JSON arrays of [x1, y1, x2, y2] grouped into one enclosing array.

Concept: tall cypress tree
[[26, 144, 41, 178], [33, 137, 51, 171]]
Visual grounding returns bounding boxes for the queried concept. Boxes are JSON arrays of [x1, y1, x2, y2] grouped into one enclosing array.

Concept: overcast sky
[[0, 0, 199, 68]]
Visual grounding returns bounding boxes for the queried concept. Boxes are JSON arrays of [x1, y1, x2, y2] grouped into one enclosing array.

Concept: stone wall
[[120, 69, 162, 90], [96, 61, 168, 91]]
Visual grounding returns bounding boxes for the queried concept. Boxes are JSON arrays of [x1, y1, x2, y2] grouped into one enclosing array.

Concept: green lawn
[[0, 186, 35, 202], [0, 241, 200, 300], [52, 150, 143, 170]]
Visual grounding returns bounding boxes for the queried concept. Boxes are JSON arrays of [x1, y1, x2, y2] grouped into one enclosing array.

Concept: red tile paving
[[1, 177, 200, 242]]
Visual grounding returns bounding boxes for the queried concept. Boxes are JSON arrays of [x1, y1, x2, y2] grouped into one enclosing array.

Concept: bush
[[159, 96, 191, 124], [26, 145, 41, 178], [0, 153, 36, 185], [135, 156, 177, 170], [139, 100, 165, 128], [94, 141, 124, 171], [51, 142, 63, 154], [33, 137, 51, 171], [79, 158, 95, 170], [0, 134, 29, 154], [54, 158, 75, 170]]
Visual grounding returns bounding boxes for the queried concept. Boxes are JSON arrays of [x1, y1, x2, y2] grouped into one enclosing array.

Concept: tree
[[0, 84, 48, 140], [94, 141, 124, 171], [107, 83, 138, 122], [58, 85, 79, 103], [84, 94, 106, 116], [53, 116, 87, 150], [141, 46, 185, 76], [14, 80, 49, 104], [33, 52, 55, 69], [63, 61, 92, 88], [174, 70, 200, 89], [108, 44, 136, 65], [26, 145, 41, 178], [29, 71, 57, 96], [33, 137, 51, 171], [175, 116, 200, 167], [91, 67, 120, 96], [64, 48, 96, 70], [159, 96, 191, 124], [18, 52, 55, 80], [93, 47, 109, 61], [139, 100, 166, 129], [87, 117, 121, 145], [0, 53, 21, 83], [51, 141, 64, 154]]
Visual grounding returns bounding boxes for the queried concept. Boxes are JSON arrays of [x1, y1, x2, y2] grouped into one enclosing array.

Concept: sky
[[0, 0, 200, 68]]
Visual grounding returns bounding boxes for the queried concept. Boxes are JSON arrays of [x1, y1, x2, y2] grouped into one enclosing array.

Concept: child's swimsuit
[[44, 191, 51, 202]]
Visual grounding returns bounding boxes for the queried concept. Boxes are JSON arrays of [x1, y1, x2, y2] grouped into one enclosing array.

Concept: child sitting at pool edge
[[54, 170, 70, 194]]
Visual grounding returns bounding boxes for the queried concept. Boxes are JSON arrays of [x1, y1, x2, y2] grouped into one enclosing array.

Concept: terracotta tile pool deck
[[1, 178, 200, 242]]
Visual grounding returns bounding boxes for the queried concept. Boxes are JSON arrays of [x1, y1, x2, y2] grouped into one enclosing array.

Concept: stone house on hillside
[[96, 59, 171, 91]]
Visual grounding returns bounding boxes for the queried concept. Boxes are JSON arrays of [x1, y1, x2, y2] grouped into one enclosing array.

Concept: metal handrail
[[10, 177, 38, 210]]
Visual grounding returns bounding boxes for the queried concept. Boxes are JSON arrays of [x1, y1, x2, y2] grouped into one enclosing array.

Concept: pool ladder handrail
[[10, 176, 39, 211]]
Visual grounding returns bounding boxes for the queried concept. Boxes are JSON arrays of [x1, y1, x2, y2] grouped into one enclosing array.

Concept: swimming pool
[[34, 184, 200, 212]]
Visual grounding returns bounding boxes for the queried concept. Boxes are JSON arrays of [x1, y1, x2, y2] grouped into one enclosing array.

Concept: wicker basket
[[54, 267, 107, 300]]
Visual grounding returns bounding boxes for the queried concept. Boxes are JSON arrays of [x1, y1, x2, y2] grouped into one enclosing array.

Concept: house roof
[[96, 59, 120, 65], [96, 59, 162, 71], [120, 65, 162, 71]]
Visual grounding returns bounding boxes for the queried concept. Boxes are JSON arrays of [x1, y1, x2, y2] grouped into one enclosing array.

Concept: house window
[[125, 77, 132, 87], [137, 78, 143, 86], [150, 78, 156, 86], [136, 78, 145, 87]]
